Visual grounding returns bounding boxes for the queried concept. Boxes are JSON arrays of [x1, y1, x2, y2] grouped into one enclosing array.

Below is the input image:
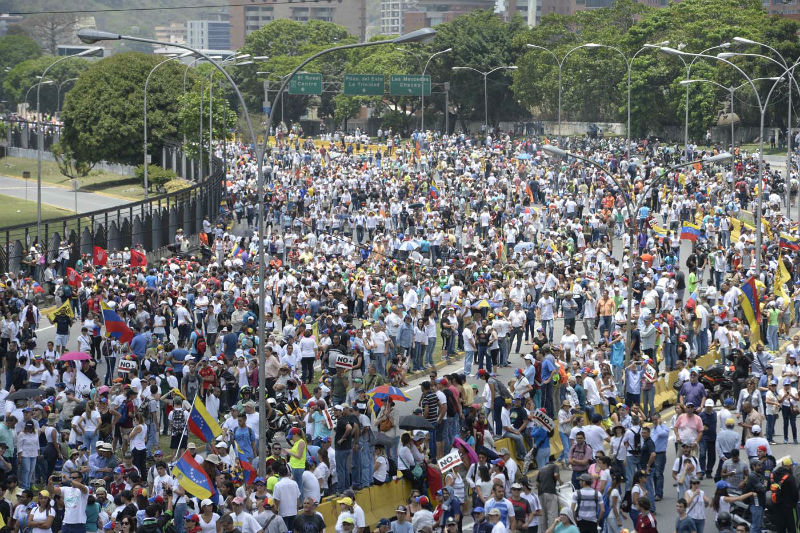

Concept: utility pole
[[444, 82, 450, 135]]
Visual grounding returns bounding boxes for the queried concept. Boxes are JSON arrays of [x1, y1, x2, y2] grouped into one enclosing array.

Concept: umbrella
[[471, 299, 492, 310], [367, 385, 411, 403], [60, 351, 90, 361], [515, 153, 532, 160], [7, 388, 46, 401], [513, 242, 536, 253], [408, 202, 425, 210], [453, 437, 478, 464], [399, 415, 435, 431], [398, 241, 419, 252]]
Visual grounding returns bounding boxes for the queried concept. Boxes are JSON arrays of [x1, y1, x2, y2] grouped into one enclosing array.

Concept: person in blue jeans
[[332, 404, 356, 493]]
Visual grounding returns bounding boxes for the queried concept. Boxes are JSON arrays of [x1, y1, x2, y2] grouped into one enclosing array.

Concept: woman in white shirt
[[80, 400, 101, 455], [313, 453, 331, 496], [28, 490, 55, 533], [128, 412, 148, 477], [198, 499, 219, 533], [372, 446, 389, 485], [41, 361, 58, 389]]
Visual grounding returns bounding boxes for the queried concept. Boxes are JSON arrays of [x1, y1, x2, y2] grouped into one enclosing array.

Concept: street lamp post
[[542, 144, 731, 361], [661, 46, 790, 273], [660, 43, 730, 158], [144, 52, 194, 199], [420, 48, 451, 133], [680, 77, 780, 175], [56, 78, 78, 114], [451, 65, 517, 133], [24, 81, 53, 113], [525, 43, 615, 142], [731, 37, 795, 181], [36, 47, 102, 242]]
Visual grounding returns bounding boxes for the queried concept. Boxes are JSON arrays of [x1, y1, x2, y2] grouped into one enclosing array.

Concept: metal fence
[[0, 157, 225, 276], [3, 119, 207, 181]]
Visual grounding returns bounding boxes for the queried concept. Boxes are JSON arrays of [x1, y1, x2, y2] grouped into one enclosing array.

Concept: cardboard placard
[[644, 364, 657, 382], [531, 409, 554, 432], [334, 352, 355, 369], [437, 449, 463, 473], [118, 359, 138, 373], [323, 407, 337, 430]]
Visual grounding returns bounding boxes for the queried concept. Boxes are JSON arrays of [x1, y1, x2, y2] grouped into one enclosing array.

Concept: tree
[[0, 35, 42, 104], [177, 78, 238, 159], [51, 141, 95, 180], [22, 13, 77, 55], [512, 0, 799, 141], [428, 10, 529, 131], [3, 56, 91, 115], [60, 52, 198, 166]]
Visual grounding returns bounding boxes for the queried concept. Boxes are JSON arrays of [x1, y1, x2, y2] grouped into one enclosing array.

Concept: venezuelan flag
[[235, 443, 257, 485], [430, 183, 439, 199], [188, 397, 223, 443], [779, 233, 800, 251], [680, 221, 703, 242], [740, 276, 761, 340], [171, 451, 215, 499], [101, 301, 134, 344]]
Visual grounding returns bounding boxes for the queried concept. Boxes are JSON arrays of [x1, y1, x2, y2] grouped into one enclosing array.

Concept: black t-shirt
[[55, 315, 72, 335], [509, 406, 527, 430], [4, 350, 16, 371], [476, 328, 490, 346], [334, 414, 357, 450], [292, 512, 325, 533], [638, 437, 655, 468], [536, 462, 558, 494], [743, 472, 766, 507]]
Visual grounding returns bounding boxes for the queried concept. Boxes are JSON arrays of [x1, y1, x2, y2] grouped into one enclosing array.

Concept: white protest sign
[[117, 359, 138, 374], [437, 449, 463, 474], [644, 364, 657, 382], [323, 407, 338, 430], [531, 409, 554, 432], [334, 353, 355, 369]]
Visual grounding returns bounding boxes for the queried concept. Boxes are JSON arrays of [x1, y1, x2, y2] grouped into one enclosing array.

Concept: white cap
[[704, 399, 714, 407], [752, 424, 762, 434]]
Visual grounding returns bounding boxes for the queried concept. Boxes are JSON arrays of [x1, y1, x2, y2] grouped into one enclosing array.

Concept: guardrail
[[0, 157, 225, 278]]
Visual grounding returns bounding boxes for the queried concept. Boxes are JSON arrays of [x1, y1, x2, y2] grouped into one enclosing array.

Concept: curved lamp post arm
[[719, 52, 800, 97], [420, 48, 452, 132], [732, 37, 788, 67]]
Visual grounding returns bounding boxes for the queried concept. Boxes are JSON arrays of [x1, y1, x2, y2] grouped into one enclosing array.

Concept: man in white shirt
[[508, 303, 526, 355], [231, 497, 264, 533], [48, 471, 89, 533], [463, 322, 477, 377], [272, 464, 301, 530]]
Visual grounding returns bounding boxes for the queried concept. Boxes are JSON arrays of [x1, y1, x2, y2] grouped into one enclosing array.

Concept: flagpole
[[173, 393, 196, 462]]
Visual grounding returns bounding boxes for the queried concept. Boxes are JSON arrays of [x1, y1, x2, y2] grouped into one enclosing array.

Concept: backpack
[[490, 377, 512, 400], [117, 400, 131, 425], [443, 388, 458, 418], [766, 471, 792, 511], [171, 409, 186, 435], [194, 332, 207, 355], [629, 428, 642, 456], [575, 488, 601, 521]]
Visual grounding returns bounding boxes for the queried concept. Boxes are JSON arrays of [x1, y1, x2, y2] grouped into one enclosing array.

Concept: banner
[[75, 370, 92, 395], [437, 449, 463, 474], [644, 364, 657, 382], [531, 409, 554, 432]]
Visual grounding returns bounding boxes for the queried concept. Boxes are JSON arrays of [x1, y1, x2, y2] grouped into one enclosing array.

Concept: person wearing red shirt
[[197, 360, 217, 399], [635, 497, 657, 533]]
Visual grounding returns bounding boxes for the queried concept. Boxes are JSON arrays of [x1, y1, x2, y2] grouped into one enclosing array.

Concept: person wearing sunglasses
[[46, 472, 88, 533], [119, 518, 137, 533]]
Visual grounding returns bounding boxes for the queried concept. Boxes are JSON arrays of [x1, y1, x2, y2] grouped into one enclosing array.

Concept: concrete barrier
[[316, 478, 414, 530]]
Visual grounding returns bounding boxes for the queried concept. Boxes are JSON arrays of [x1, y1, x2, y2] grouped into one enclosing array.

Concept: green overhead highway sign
[[389, 74, 431, 96], [288, 73, 323, 95], [343, 74, 385, 96]]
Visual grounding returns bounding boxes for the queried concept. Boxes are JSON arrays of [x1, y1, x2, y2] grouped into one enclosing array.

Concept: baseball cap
[[472, 507, 485, 514], [752, 424, 762, 434], [487, 508, 501, 516], [378, 519, 391, 527], [184, 514, 200, 522], [396, 506, 407, 513], [232, 497, 244, 505], [704, 399, 714, 407], [338, 497, 353, 506], [342, 518, 355, 525]]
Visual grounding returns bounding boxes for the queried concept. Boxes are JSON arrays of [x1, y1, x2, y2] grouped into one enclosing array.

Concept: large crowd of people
[[0, 129, 798, 533]]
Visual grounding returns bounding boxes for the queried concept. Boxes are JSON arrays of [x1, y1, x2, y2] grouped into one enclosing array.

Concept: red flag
[[66, 267, 81, 287], [93, 246, 107, 267], [130, 249, 147, 267]]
